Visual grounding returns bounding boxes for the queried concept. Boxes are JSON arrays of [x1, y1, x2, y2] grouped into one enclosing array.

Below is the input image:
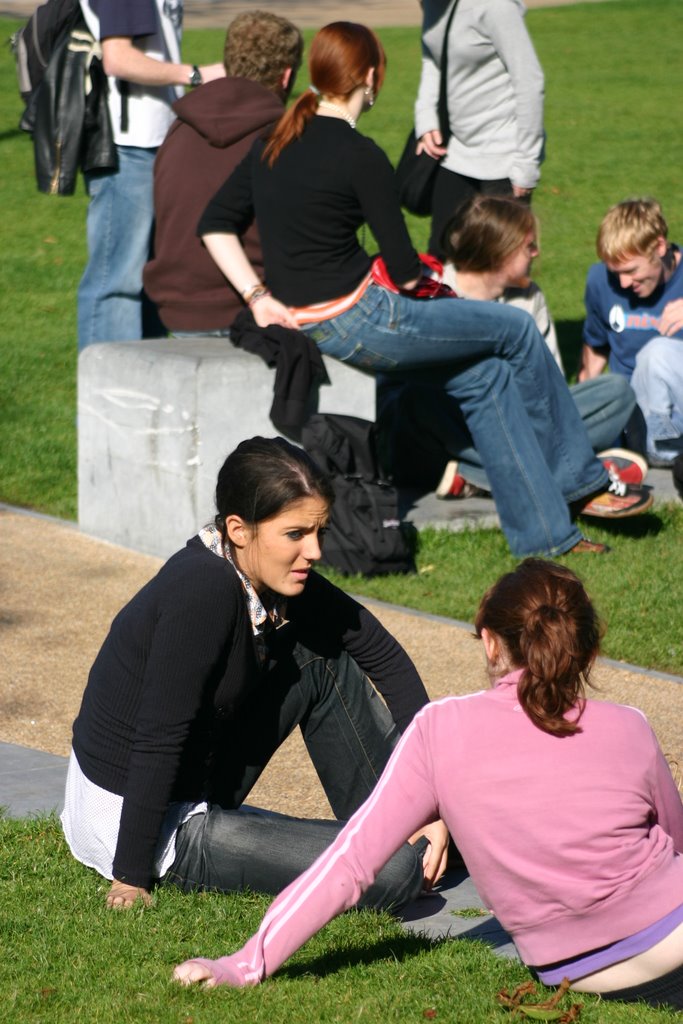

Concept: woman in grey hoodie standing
[[415, 0, 545, 256]]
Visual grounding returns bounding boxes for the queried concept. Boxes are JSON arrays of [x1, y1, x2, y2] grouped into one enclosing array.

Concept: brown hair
[[596, 197, 669, 265], [263, 22, 386, 167], [475, 559, 602, 737], [223, 11, 303, 93], [442, 194, 538, 273]]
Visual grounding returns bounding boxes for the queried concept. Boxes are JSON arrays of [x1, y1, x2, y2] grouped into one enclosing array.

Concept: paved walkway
[[0, 0, 621, 27]]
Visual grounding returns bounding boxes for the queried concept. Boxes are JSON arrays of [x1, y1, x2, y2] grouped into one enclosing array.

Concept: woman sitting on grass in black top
[[197, 22, 648, 561], [61, 437, 447, 909]]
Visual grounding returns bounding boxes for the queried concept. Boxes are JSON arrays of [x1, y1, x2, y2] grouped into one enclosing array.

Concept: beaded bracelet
[[242, 284, 271, 307]]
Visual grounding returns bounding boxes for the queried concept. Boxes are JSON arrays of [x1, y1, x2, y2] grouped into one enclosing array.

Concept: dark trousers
[[429, 167, 516, 259], [163, 645, 424, 913]]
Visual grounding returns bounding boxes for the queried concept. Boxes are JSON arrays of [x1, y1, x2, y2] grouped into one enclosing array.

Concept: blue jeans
[[78, 146, 157, 351], [163, 645, 424, 913], [378, 374, 635, 493], [571, 375, 637, 452], [631, 336, 683, 464], [303, 284, 607, 556]]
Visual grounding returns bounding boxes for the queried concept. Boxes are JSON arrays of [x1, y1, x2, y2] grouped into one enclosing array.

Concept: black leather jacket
[[30, 18, 116, 195]]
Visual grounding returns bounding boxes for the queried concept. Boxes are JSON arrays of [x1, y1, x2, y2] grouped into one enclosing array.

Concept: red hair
[[475, 559, 602, 737], [263, 22, 386, 167]]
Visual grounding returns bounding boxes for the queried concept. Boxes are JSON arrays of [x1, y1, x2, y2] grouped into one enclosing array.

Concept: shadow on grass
[[577, 509, 664, 541], [0, 128, 25, 143], [555, 319, 584, 379], [279, 932, 436, 981]]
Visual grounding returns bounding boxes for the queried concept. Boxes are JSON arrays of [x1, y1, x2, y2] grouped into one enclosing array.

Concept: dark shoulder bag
[[395, 0, 459, 216]]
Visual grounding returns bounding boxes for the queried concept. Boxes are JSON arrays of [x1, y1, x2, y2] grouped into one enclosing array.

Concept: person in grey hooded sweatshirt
[[143, 11, 302, 336], [414, 0, 545, 258]]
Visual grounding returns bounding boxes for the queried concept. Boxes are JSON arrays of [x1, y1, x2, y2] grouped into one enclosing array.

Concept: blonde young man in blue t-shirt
[[580, 197, 683, 477]]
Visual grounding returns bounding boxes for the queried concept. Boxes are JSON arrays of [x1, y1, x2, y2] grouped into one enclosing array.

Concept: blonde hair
[[596, 198, 669, 264]]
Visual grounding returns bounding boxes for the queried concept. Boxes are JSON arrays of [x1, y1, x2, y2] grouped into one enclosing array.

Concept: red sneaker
[[435, 461, 486, 500], [598, 448, 648, 486]]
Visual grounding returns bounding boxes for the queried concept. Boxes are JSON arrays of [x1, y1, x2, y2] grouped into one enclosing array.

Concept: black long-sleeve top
[[198, 117, 422, 306], [71, 537, 429, 889]]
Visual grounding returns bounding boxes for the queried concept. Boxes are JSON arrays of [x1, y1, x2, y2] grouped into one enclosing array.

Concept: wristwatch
[[188, 65, 202, 88]]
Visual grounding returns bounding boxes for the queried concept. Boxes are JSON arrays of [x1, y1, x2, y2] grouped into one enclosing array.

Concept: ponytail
[[475, 559, 602, 737], [518, 604, 588, 736], [263, 88, 319, 168], [263, 22, 386, 168]]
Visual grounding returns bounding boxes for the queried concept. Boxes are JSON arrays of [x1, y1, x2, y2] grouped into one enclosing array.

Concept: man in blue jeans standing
[[77, 0, 225, 350]]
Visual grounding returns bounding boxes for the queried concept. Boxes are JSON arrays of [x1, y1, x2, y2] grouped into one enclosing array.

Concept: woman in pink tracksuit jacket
[[174, 559, 683, 1010]]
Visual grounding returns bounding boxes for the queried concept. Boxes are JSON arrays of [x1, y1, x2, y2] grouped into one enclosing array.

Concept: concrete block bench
[[78, 337, 376, 559]]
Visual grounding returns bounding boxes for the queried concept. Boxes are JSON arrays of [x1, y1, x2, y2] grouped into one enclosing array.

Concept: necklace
[[318, 100, 357, 129]]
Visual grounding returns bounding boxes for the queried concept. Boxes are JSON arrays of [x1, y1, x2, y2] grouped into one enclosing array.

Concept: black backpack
[[11, 0, 83, 133], [302, 414, 416, 578]]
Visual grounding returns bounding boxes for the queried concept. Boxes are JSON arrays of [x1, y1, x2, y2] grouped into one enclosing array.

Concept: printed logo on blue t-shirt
[[608, 304, 665, 336], [609, 305, 626, 333]]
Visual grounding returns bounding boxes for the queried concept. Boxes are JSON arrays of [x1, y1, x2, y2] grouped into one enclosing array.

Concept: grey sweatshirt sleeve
[[483, 0, 545, 188], [414, 0, 450, 139]]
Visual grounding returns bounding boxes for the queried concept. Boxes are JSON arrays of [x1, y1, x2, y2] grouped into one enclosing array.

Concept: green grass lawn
[[2, 815, 682, 1024], [1, 0, 683, 677], [1, 8, 683, 1021]]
